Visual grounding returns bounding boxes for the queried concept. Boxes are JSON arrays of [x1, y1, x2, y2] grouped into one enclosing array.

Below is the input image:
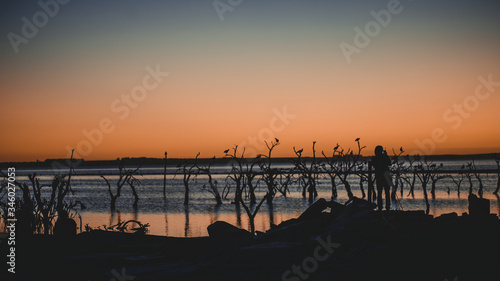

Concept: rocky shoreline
[[1, 197, 499, 281]]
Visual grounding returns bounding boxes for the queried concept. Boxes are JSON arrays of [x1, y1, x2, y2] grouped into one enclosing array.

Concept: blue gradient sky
[[1, 0, 499, 161]]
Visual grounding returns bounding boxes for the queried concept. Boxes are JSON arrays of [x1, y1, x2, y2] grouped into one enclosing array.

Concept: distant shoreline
[[1, 153, 499, 170]]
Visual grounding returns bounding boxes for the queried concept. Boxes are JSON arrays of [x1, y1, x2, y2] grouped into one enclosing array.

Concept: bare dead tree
[[129, 178, 141, 209], [451, 165, 466, 197], [358, 172, 367, 198], [238, 191, 267, 236], [391, 147, 406, 200], [197, 156, 223, 205], [221, 180, 231, 199], [100, 160, 142, 210], [276, 173, 294, 198], [404, 155, 418, 198], [225, 146, 246, 204], [244, 156, 261, 204], [258, 139, 280, 204], [355, 159, 373, 199], [336, 139, 365, 199], [465, 162, 474, 196], [470, 161, 484, 197], [414, 156, 431, 215], [429, 163, 446, 199], [321, 143, 341, 200], [293, 141, 319, 203], [176, 154, 199, 206]]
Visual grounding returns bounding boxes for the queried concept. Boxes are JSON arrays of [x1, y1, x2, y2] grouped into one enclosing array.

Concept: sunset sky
[[1, 0, 499, 162]]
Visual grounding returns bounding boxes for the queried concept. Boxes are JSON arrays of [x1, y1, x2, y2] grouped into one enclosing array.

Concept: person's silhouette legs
[[376, 177, 383, 211], [376, 176, 391, 211]]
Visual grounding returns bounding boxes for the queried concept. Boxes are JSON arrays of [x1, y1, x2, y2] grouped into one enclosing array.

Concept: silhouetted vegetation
[[293, 141, 319, 203], [238, 191, 267, 236], [334, 139, 365, 199], [258, 139, 280, 205], [100, 160, 142, 210], [429, 163, 446, 199], [1, 139, 498, 237], [176, 154, 198, 205], [471, 161, 484, 197], [404, 154, 418, 198], [390, 147, 405, 200], [321, 144, 341, 200], [413, 156, 432, 214], [451, 165, 466, 197], [0, 170, 84, 235], [85, 219, 150, 234], [465, 162, 474, 196], [197, 156, 223, 205], [244, 156, 260, 204], [224, 146, 246, 205]]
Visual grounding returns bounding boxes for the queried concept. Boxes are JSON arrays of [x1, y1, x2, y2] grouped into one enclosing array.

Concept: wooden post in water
[[163, 151, 167, 198], [368, 161, 373, 203]]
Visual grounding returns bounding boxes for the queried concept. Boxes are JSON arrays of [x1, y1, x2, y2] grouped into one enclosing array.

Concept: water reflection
[[133, 208, 138, 221], [8, 168, 498, 237], [3, 195, 500, 237], [109, 210, 121, 227], [184, 205, 189, 237], [235, 204, 242, 228], [208, 204, 221, 225], [163, 198, 168, 236], [268, 203, 275, 227]]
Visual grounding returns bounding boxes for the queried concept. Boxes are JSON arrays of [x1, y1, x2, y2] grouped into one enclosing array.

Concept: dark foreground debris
[[1, 197, 499, 281]]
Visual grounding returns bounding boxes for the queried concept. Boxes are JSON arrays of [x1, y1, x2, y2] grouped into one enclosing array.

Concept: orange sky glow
[[1, 1, 499, 162]]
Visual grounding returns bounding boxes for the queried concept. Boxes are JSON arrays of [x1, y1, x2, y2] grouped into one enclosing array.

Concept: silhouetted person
[[371, 145, 392, 211]]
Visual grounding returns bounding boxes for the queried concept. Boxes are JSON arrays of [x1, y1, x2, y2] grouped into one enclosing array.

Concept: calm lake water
[[3, 160, 500, 237]]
